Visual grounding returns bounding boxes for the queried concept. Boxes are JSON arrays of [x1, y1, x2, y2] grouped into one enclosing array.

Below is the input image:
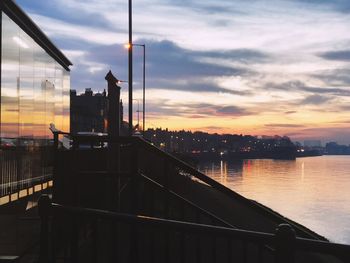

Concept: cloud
[[301, 94, 333, 105], [318, 50, 350, 61], [265, 124, 305, 128], [153, 79, 251, 95], [312, 69, 350, 87], [300, 86, 350, 96], [18, 0, 113, 29], [147, 40, 255, 79], [266, 80, 350, 97], [146, 102, 253, 119], [216, 106, 250, 116], [70, 39, 263, 95]]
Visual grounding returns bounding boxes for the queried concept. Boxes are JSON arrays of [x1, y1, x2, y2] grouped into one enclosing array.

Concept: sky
[[16, 0, 350, 144]]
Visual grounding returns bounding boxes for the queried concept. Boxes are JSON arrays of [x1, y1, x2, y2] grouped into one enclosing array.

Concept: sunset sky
[[17, 0, 350, 144]]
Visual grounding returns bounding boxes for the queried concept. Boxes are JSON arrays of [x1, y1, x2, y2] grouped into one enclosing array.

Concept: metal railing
[[38, 195, 350, 263], [139, 172, 235, 228], [49, 134, 350, 262], [58, 134, 326, 239]]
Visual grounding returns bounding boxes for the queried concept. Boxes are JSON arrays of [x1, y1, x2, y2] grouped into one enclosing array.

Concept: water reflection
[[198, 156, 350, 244]]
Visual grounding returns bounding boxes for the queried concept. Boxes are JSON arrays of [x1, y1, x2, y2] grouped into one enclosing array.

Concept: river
[[198, 155, 350, 244]]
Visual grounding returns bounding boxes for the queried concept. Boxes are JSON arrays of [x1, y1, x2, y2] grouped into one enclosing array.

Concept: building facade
[[70, 88, 124, 134], [70, 88, 108, 133], [0, 0, 72, 206]]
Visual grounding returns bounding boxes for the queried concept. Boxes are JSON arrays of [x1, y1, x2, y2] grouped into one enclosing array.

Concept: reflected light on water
[[199, 156, 350, 244]]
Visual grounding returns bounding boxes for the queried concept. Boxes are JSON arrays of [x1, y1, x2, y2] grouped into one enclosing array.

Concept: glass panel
[[62, 70, 70, 133], [1, 12, 70, 198], [1, 13, 20, 197]]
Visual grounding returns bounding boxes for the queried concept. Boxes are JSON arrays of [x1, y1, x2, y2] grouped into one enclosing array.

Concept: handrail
[[297, 237, 350, 256], [134, 137, 326, 240], [50, 202, 274, 243], [57, 134, 328, 240], [140, 173, 236, 228], [39, 199, 350, 260]]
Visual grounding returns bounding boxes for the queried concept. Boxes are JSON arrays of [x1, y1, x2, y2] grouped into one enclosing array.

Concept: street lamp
[[128, 0, 133, 136], [125, 43, 146, 136]]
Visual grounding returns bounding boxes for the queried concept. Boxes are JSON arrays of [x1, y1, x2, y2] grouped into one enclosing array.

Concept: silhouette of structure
[[70, 89, 108, 133], [105, 71, 122, 136], [38, 133, 350, 262], [70, 72, 124, 135]]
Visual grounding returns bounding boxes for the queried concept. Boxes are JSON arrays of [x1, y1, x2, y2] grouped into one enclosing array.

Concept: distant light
[[13, 36, 29, 49], [124, 43, 131, 49], [220, 152, 224, 156]]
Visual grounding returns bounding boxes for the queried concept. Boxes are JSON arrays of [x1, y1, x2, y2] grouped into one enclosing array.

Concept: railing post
[[53, 132, 59, 151], [164, 159, 169, 218], [275, 224, 296, 263], [130, 139, 139, 263], [131, 139, 139, 214], [38, 195, 52, 263]]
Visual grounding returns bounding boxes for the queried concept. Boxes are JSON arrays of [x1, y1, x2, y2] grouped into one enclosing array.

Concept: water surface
[[198, 156, 350, 244]]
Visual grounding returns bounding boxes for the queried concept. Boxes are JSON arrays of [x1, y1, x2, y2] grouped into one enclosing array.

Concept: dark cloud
[[300, 86, 350, 96], [301, 94, 333, 105], [17, 0, 117, 30], [266, 80, 305, 91], [318, 50, 350, 61], [163, 1, 245, 15], [153, 79, 251, 95], [197, 49, 270, 64], [285, 111, 297, 114], [146, 102, 253, 119], [295, 0, 350, 13], [216, 106, 249, 116], [312, 69, 350, 87], [74, 39, 262, 94], [266, 80, 350, 97], [147, 40, 254, 79]]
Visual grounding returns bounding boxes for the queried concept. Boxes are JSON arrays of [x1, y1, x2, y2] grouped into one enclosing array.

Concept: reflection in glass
[[0, 12, 70, 198]]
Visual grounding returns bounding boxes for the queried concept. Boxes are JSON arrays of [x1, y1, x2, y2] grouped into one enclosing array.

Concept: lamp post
[[125, 43, 146, 136], [128, 0, 133, 136], [133, 99, 140, 131]]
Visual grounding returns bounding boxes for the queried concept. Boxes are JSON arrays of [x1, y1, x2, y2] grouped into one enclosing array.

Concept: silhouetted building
[[325, 142, 350, 155], [304, 140, 322, 148], [70, 88, 124, 134], [70, 88, 107, 133], [145, 128, 296, 159]]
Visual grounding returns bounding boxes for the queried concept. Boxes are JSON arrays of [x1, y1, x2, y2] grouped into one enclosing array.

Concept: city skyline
[[17, 0, 350, 144]]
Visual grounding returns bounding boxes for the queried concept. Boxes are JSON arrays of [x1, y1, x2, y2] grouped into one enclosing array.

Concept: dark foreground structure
[[37, 132, 350, 263]]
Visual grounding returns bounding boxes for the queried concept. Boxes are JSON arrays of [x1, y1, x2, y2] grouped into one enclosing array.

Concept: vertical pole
[[275, 224, 296, 263], [137, 100, 140, 128], [52, 132, 58, 201], [128, 0, 133, 136], [70, 215, 79, 263], [142, 45, 146, 136], [38, 195, 51, 263]]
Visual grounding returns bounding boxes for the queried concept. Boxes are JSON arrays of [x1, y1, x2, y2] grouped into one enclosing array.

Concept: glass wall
[[0, 12, 70, 200]]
